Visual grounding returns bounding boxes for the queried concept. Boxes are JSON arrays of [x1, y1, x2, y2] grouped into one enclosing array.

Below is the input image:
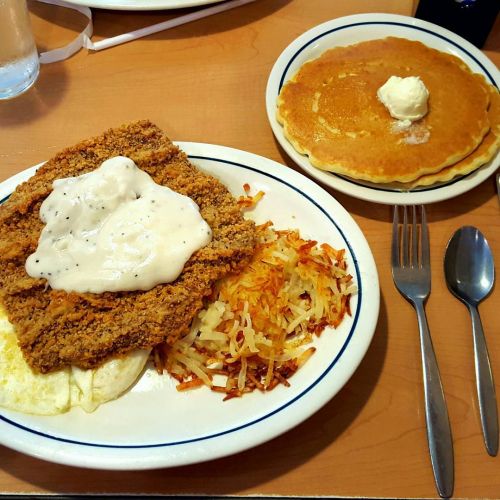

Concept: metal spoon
[[444, 226, 499, 456]]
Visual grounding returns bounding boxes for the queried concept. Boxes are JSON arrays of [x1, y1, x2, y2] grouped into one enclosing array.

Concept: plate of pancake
[[266, 13, 500, 205], [0, 124, 379, 469]]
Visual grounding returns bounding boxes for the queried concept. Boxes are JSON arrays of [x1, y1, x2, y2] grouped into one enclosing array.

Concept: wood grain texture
[[0, 0, 499, 497]]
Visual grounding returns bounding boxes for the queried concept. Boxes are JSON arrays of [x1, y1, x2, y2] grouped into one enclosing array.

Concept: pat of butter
[[377, 76, 429, 122]]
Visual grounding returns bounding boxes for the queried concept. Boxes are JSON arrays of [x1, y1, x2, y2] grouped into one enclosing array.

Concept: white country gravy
[[25, 156, 212, 293]]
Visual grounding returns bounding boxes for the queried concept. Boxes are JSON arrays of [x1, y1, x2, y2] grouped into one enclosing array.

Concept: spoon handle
[[469, 305, 499, 456], [415, 300, 454, 498]]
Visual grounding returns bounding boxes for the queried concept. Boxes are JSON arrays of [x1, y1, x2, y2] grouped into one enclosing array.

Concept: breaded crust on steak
[[0, 121, 257, 373]]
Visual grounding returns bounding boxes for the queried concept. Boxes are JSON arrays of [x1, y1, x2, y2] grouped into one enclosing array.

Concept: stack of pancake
[[277, 37, 500, 189]]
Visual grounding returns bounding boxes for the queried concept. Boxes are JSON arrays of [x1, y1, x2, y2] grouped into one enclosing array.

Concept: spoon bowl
[[444, 226, 495, 305], [444, 226, 498, 457]]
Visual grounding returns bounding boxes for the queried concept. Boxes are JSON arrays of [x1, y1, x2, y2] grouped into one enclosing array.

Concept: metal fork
[[391, 205, 454, 499]]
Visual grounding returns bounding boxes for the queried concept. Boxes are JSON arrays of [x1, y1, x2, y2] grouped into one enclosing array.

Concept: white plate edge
[[61, 0, 225, 10]]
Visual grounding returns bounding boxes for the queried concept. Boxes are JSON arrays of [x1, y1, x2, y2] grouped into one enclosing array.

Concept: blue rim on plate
[[277, 21, 497, 91]]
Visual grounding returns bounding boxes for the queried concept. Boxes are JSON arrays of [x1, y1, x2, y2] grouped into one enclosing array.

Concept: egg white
[[0, 310, 150, 415]]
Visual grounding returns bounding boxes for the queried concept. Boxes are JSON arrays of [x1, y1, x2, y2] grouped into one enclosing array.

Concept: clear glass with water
[[0, 0, 39, 100]]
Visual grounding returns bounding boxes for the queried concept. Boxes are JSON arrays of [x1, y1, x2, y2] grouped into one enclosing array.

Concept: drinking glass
[[0, 0, 39, 100]]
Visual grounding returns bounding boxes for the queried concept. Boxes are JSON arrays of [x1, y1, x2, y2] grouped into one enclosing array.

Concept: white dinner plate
[[266, 13, 500, 205], [0, 142, 379, 470], [62, 0, 224, 10]]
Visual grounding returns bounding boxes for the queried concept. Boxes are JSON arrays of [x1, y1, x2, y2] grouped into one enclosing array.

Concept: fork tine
[[411, 205, 418, 268], [421, 205, 430, 268], [392, 205, 400, 268], [402, 205, 409, 267]]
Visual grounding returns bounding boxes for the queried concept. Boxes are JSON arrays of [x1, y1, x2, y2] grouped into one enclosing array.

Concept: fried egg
[[0, 309, 150, 415]]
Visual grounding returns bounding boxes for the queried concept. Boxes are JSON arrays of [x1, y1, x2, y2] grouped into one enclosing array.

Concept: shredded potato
[[238, 184, 265, 208], [154, 215, 356, 400]]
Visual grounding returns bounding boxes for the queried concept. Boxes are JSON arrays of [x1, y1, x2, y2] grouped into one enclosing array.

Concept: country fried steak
[[0, 121, 257, 373]]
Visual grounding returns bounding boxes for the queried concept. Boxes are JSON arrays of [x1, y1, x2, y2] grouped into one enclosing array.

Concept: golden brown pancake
[[277, 37, 490, 183], [404, 81, 500, 188]]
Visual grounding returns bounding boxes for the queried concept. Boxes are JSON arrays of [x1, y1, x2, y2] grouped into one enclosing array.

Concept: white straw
[[83, 0, 258, 52]]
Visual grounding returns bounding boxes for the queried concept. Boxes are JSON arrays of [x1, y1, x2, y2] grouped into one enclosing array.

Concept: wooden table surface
[[1, 0, 499, 497]]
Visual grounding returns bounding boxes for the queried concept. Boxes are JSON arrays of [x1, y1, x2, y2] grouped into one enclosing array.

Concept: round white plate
[[266, 13, 500, 205], [0, 142, 379, 470], [62, 0, 224, 10]]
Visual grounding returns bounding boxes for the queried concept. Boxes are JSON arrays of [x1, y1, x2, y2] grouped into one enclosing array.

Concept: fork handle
[[415, 300, 454, 498], [469, 304, 499, 456]]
